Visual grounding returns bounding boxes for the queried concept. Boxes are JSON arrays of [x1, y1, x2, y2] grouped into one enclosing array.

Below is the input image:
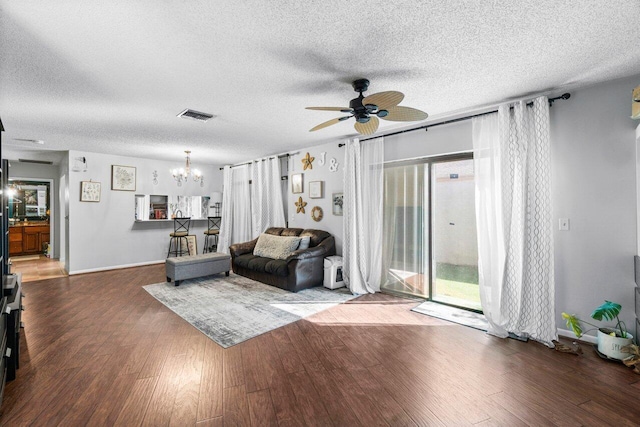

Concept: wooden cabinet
[[8, 225, 49, 256], [8, 228, 22, 254]]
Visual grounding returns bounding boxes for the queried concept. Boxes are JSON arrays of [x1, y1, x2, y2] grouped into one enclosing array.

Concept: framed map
[[111, 165, 136, 191]]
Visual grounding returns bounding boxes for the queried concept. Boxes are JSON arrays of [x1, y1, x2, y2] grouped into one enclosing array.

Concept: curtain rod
[[337, 93, 571, 147], [219, 152, 296, 171]]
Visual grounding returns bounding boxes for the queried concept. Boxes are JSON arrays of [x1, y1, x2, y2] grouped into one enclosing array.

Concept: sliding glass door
[[382, 155, 480, 311], [382, 164, 429, 297]]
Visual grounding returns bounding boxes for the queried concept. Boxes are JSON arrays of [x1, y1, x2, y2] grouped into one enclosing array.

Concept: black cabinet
[[5, 274, 22, 381], [635, 256, 639, 344], [0, 296, 7, 407]]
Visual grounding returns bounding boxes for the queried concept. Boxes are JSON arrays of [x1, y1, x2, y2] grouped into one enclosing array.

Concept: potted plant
[[562, 300, 634, 360]]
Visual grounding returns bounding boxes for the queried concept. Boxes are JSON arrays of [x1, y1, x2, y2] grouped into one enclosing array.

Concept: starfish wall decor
[[295, 196, 307, 214], [301, 152, 314, 170]]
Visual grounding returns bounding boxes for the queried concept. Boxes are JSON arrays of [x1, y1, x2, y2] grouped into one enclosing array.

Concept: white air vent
[[18, 159, 53, 165], [177, 109, 216, 122], [14, 138, 44, 145]]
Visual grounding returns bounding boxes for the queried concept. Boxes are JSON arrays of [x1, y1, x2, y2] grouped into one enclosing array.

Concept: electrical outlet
[[559, 218, 570, 231]]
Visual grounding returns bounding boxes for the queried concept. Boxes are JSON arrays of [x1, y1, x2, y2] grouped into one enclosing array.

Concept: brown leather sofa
[[229, 227, 336, 292]]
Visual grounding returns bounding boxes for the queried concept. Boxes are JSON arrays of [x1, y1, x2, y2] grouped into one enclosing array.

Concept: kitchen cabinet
[[8, 224, 50, 256]]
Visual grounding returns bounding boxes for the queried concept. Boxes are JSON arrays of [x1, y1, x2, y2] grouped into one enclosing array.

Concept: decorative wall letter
[[329, 158, 339, 172]]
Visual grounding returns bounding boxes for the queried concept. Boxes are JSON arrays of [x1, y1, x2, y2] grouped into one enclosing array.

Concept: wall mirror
[[7, 179, 50, 223]]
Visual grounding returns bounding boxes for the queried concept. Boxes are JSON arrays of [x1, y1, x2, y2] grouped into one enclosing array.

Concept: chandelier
[[171, 150, 204, 187]]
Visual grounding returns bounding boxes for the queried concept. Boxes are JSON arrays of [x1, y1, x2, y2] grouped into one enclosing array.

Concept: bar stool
[[167, 217, 191, 257], [203, 216, 221, 253]]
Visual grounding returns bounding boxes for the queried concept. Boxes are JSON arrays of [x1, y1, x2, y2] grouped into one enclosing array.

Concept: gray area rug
[[411, 301, 489, 331], [143, 274, 357, 348]]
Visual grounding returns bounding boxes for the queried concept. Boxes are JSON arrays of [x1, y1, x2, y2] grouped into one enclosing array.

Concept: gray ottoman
[[166, 253, 231, 286]]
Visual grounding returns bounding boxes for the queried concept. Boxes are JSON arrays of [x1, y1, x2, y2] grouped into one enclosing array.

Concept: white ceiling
[[1, 1, 640, 165]]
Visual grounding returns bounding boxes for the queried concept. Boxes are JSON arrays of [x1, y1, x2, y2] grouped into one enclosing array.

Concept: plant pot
[[597, 328, 634, 360]]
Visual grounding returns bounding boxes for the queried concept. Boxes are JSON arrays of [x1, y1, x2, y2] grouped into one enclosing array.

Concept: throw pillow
[[298, 236, 311, 250], [254, 233, 302, 260]]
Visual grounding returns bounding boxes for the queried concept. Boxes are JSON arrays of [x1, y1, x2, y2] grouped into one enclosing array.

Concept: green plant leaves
[[562, 312, 583, 337], [591, 301, 621, 322]]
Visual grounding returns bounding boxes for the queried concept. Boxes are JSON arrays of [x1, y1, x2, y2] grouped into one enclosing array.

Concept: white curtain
[[251, 157, 286, 238], [217, 164, 252, 253], [472, 96, 556, 346], [231, 164, 253, 244], [217, 166, 233, 253], [343, 137, 384, 294]]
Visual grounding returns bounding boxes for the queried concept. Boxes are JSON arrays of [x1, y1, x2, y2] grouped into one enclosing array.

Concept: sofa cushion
[[254, 233, 301, 260], [234, 253, 257, 269], [247, 256, 271, 272], [300, 229, 331, 248], [298, 236, 311, 250], [281, 228, 303, 237], [265, 228, 284, 236], [265, 259, 289, 276]]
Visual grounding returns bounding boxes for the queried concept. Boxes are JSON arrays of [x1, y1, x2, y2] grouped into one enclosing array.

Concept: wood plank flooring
[[9, 255, 67, 282], [0, 264, 638, 426]]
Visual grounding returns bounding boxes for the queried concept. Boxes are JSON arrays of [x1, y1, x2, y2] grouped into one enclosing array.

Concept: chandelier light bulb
[[171, 150, 204, 186]]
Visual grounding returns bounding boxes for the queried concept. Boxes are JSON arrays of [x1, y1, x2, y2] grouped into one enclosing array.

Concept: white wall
[[8, 161, 61, 259], [60, 154, 70, 271], [286, 142, 345, 254], [67, 150, 223, 274], [551, 75, 639, 339], [636, 123, 640, 256], [384, 121, 472, 162]]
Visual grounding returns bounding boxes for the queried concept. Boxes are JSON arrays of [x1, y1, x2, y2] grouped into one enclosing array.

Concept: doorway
[[7, 179, 51, 257], [382, 154, 480, 311]]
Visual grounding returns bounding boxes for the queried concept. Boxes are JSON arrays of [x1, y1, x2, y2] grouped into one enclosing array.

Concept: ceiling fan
[[306, 78, 428, 135]]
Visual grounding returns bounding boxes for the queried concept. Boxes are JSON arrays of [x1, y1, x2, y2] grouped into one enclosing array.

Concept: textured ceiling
[[1, 1, 640, 165]]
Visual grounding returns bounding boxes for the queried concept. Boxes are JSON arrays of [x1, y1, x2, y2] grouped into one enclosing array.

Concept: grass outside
[[434, 262, 480, 310], [433, 278, 481, 311], [385, 262, 481, 310]]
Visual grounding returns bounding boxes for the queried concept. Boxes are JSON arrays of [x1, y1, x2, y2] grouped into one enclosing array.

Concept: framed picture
[[332, 192, 344, 216], [291, 173, 303, 194], [24, 189, 37, 205], [309, 181, 323, 198], [111, 165, 136, 191], [80, 181, 101, 202], [179, 235, 198, 255]]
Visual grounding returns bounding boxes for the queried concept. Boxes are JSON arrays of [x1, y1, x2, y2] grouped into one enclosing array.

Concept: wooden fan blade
[[306, 107, 353, 112], [354, 116, 379, 135], [362, 91, 404, 109], [310, 117, 345, 132], [381, 106, 428, 122]]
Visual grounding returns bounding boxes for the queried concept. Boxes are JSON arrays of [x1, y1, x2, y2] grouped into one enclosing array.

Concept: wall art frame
[[291, 173, 303, 194], [309, 181, 323, 198], [179, 235, 198, 255], [80, 181, 101, 202], [111, 165, 136, 191], [332, 192, 344, 216]]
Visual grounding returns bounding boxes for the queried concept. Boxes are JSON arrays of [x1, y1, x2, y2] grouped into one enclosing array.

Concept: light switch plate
[[559, 218, 570, 231]]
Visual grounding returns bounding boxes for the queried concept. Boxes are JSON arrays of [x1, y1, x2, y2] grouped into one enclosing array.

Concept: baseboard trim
[[69, 260, 165, 276], [557, 328, 597, 344]]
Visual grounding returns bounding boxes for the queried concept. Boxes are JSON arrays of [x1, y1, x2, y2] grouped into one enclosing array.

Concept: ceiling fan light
[[377, 109, 389, 117], [356, 116, 370, 124]]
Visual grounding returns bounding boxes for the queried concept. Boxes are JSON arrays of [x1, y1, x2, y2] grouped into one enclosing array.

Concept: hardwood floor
[[0, 264, 638, 426], [9, 255, 67, 282]]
